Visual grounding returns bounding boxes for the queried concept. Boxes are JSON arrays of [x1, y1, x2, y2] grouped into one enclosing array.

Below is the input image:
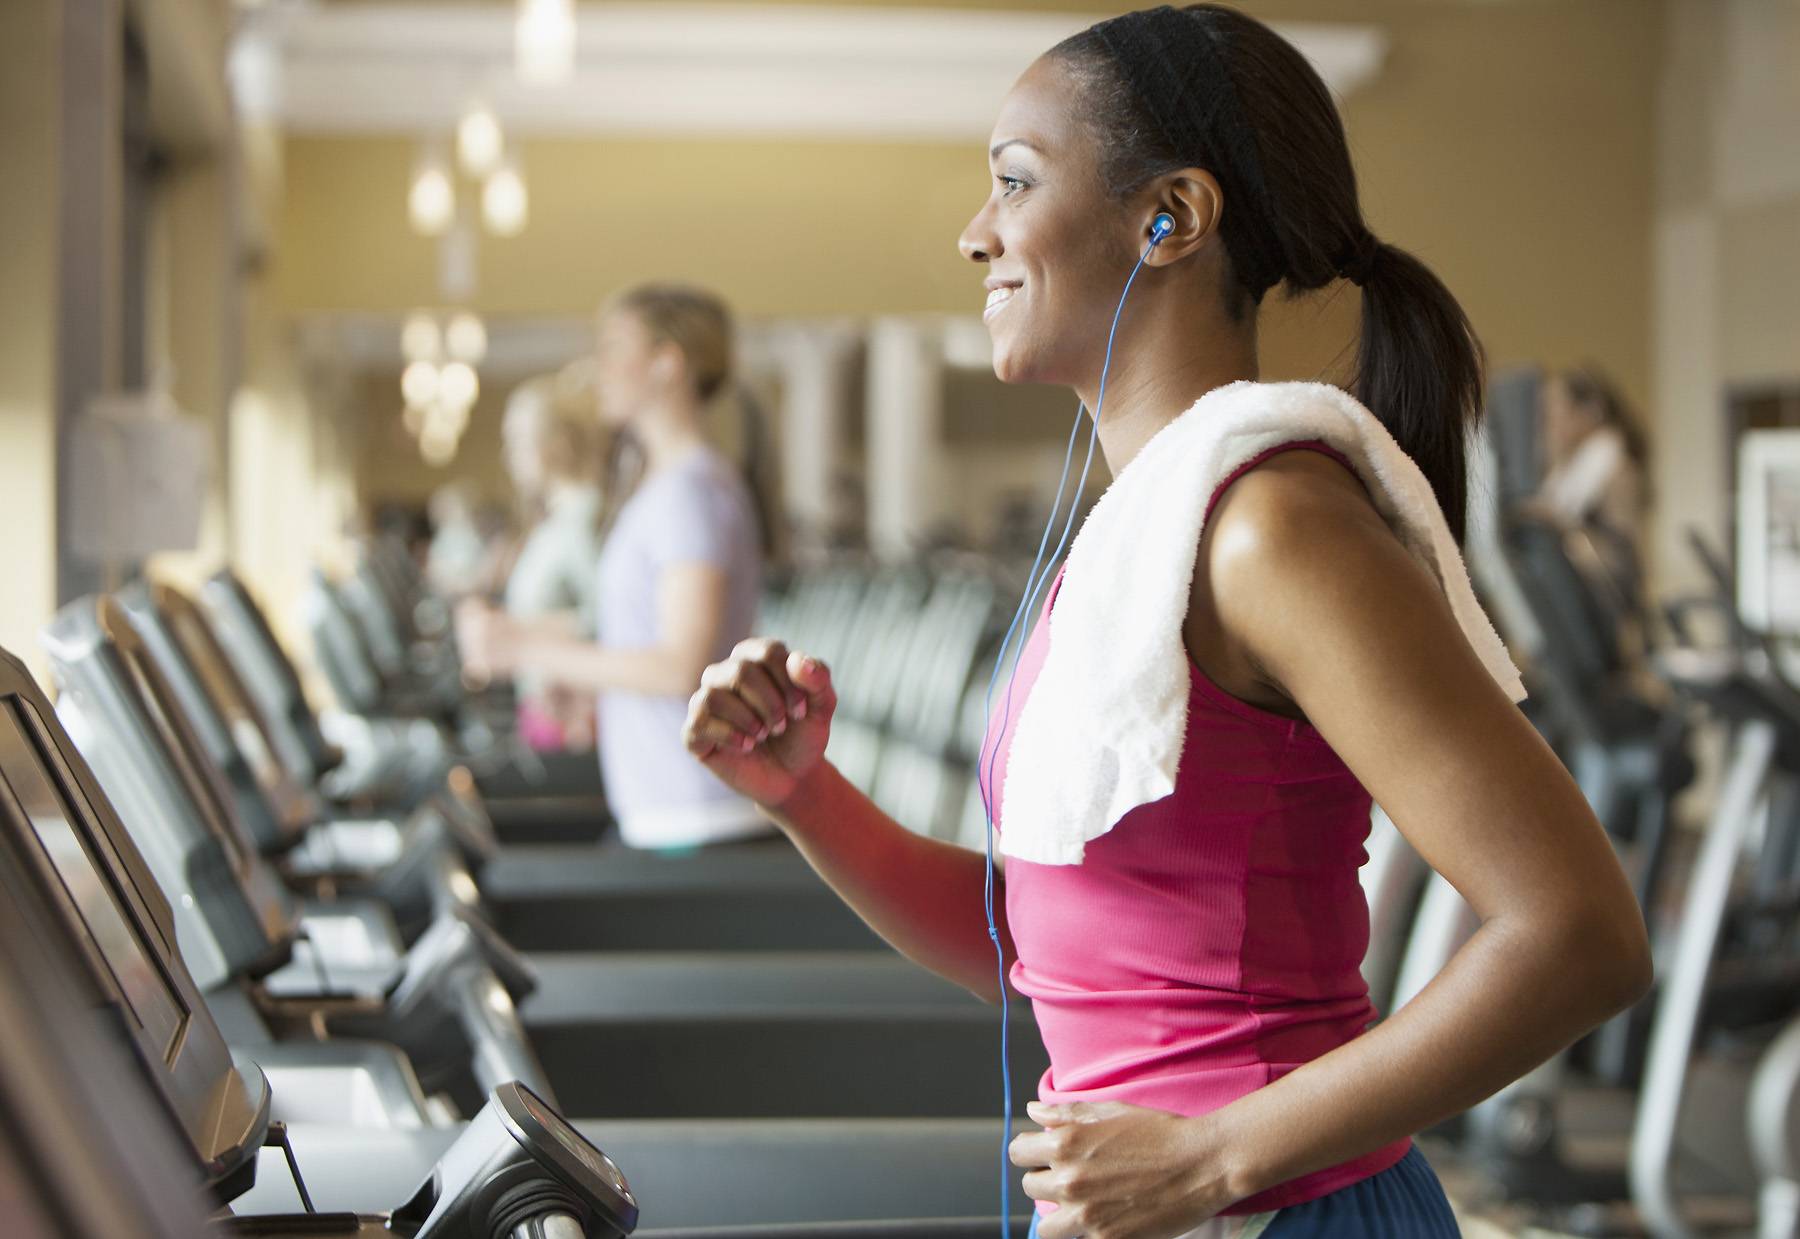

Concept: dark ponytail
[[1352, 244, 1484, 543], [1052, 4, 1485, 543]]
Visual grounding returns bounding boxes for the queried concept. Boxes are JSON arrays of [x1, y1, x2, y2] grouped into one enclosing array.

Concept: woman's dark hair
[[1051, 4, 1485, 542], [1559, 364, 1649, 472]]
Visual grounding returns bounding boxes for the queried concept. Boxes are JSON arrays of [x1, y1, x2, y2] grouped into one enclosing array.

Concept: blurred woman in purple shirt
[[460, 284, 768, 848]]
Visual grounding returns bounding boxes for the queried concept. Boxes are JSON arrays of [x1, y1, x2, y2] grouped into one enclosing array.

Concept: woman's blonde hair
[[605, 283, 735, 402], [504, 374, 602, 489]]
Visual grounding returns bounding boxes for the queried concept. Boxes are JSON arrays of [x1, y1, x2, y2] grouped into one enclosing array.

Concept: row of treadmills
[[34, 377, 1800, 1236], [0, 563, 1053, 1237]]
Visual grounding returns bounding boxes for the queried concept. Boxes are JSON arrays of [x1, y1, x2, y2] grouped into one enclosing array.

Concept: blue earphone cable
[[975, 218, 1170, 1237]]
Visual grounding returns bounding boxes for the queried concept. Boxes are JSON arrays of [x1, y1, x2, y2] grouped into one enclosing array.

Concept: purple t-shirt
[[596, 447, 768, 848]]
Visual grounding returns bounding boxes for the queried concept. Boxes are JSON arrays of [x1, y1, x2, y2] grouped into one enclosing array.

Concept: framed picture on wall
[[1737, 430, 1800, 635]]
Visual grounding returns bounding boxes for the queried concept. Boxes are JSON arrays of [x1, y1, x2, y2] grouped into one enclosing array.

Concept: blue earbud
[[1150, 212, 1175, 243]]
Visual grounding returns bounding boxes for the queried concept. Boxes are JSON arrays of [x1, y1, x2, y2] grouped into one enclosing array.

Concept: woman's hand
[[682, 639, 836, 809], [1011, 1101, 1241, 1239], [454, 599, 516, 680]]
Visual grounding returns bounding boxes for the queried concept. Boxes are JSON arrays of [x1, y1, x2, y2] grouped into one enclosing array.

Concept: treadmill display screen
[[167, 603, 289, 799], [0, 1122, 59, 1237], [0, 699, 187, 1063], [115, 650, 251, 873], [518, 1086, 633, 1198]]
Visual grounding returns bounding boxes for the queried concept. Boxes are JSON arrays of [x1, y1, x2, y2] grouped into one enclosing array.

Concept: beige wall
[[146, 155, 240, 593], [275, 134, 990, 321], [1259, 0, 1660, 407], [1652, 0, 1800, 595], [348, 370, 514, 510], [1719, 196, 1800, 385], [274, 0, 1663, 517], [227, 118, 363, 667], [0, 0, 62, 678]]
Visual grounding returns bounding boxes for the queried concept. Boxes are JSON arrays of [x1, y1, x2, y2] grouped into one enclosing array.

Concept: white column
[[774, 322, 859, 542], [865, 317, 944, 559], [56, 0, 125, 600], [1651, 209, 1722, 599], [148, 155, 240, 589], [1649, 0, 1725, 599]]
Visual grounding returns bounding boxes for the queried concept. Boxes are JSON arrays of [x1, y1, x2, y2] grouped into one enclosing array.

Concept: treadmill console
[[118, 580, 310, 853], [0, 646, 271, 1199], [1485, 367, 1544, 509], [0, 698, 189, 1063], [394, 1081, 638, 1239], [42, 597, 301, 985], [508, 1084, 635, 1204], [202, 570, 342, 784], [0, 637, 270, 1188], [0, 806, 213, 1239]]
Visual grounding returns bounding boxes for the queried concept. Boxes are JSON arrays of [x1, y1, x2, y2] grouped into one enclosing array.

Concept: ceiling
[[235, 1, 1388, 140]]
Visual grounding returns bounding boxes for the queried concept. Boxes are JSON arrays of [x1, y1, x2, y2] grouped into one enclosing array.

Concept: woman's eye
[[998, 175, 1029, 196]]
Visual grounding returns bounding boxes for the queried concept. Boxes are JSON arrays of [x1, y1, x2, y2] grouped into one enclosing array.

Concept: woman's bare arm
[[1196, 454, 1652, 1199], [683, 640, 1017, 1000], [460, 563, 728, 697], [769, 762, 1017, 1001]]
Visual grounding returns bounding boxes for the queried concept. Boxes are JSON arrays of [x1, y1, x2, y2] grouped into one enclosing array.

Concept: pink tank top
[[985, 443, 1410, 1214]]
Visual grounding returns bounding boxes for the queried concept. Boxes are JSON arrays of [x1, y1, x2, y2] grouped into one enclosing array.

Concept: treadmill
[[0, 866, 213, 1238], [118, 579, 483, 940], [203, 569, 485, 823], [43, 596, 557, 1117], [199, 570, 894, 954], [56, 587, 1052, 1120], [0, 647, 269, 1203], [0, 642, 1030, 1230], [335, 538, 616, 823], [0, 658, 642, 1237]]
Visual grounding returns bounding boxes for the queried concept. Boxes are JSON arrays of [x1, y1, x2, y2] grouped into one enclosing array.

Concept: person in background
[[459, 284, 771, 849], [1535, 364, 1652, 610], [425, 484, 493, 599], [497, 373, 607, 751]]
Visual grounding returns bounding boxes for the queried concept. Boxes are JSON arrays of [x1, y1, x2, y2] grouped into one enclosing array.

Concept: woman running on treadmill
[[493, 373, 606, 753], [1533, 364, 1653, 609], [460, 284, 772, 850], [682, 7, 1650, 1237]]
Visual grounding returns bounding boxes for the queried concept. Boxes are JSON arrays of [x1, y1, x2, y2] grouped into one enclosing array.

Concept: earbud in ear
[[1150, 213, 1175, 243]]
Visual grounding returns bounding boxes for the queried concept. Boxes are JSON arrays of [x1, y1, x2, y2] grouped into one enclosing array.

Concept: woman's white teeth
[[985, 286, 1018, 314]]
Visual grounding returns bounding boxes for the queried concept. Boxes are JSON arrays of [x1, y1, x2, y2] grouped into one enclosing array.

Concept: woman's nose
[[958, 204, 1000, 264]]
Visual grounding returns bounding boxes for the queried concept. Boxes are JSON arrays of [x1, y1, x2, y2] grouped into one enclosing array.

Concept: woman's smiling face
[[959, 56, 1145, 388]]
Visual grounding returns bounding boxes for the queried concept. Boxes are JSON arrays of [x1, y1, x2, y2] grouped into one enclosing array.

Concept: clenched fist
[[683, 639, 837, 810]]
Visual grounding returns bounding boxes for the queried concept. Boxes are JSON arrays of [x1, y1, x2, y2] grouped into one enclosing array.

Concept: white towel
[[998, 380, 1526, 867]]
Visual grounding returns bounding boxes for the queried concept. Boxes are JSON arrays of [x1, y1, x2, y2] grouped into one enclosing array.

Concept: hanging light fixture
[[401, 311, 442, 364], [420, 397, 469, 466], [408, 144, 455, 237], [482, 157, 529, 237], [439, 361, 481, 410], [402, 360, 442, 408], [432, 397, 472, 439], [457, 101, 505, 179], [516, 0, 576, 86], [420, 422, 461, 467], [446, 312, 488, 365]]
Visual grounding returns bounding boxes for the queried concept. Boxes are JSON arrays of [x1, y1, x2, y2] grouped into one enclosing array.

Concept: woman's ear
[[648, 341, 684, 390], [1143, 168, 1224, 267]]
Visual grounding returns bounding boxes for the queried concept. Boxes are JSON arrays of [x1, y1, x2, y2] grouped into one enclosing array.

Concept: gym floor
[[1433, 1151, 1582, 1239], [1430, 1138, 1757, 1238]]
